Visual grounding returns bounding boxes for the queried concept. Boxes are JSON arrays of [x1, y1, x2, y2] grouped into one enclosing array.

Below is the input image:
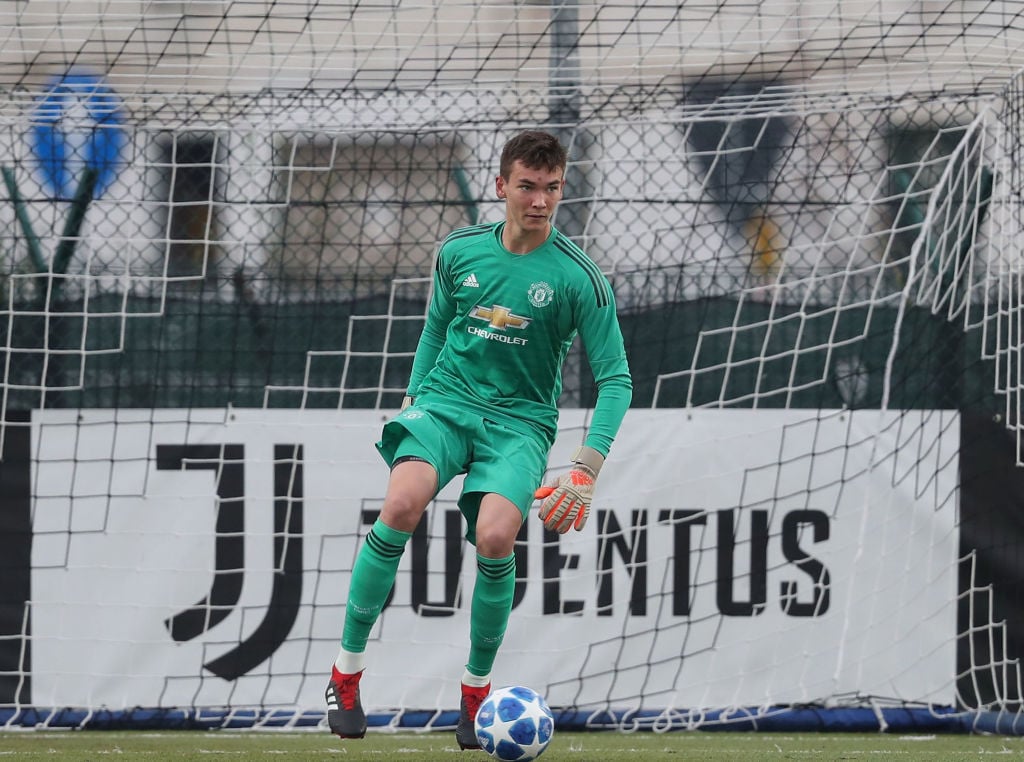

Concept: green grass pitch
[[2, 730, 1024, 760]]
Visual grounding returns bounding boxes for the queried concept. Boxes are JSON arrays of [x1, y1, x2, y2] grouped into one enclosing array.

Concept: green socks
[[341, 522, 516, 679], [466, 553, 516, 678], [342, 519, 412, 653]]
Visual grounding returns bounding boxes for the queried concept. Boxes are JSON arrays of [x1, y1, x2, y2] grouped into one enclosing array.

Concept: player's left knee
[[473, 524, 517, 558]]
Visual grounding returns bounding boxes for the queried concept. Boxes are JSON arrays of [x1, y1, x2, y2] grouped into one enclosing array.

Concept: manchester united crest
[[528, 281, 554, 308]]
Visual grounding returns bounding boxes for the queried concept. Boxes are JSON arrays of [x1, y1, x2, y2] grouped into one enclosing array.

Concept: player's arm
[[538, 274, 631, 533], [404, 247, 458, 403], [576, 276, 632, 455]]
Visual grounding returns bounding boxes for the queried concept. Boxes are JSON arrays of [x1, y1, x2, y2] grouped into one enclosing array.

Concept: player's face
[[496, 160, 565, 235]]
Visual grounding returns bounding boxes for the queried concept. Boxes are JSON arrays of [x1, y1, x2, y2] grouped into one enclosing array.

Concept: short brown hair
[[499, 130, 568, 179]]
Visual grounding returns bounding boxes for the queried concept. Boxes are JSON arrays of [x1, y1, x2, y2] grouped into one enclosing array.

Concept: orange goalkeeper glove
[[536, 446, 605, 533]]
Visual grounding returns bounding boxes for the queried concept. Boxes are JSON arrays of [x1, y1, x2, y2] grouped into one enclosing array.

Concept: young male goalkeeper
[[325, 130, 633, 748]]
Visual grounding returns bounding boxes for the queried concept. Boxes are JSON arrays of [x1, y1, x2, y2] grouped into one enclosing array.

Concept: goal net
[[2, 0, 1024, 735]]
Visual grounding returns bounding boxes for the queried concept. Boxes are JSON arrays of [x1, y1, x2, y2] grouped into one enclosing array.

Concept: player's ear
[[495, 175, 507, 199]]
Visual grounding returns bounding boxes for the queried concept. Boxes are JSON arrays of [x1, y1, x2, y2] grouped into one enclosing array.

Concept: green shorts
[[375, 397, 549, 544]]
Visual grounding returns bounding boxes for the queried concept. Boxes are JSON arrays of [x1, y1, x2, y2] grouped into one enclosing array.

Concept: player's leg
[[342, 457, 437, 649], [327, 457, 436, 738], [453, 494, 523, 749], [454, 423, 546, 749], [467, 495, 523, 677], [328, 405, 467, 739]]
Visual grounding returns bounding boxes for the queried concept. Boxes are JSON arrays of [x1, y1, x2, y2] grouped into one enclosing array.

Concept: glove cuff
[[571, 445, 605, 477], [401, 395, 415, 411]]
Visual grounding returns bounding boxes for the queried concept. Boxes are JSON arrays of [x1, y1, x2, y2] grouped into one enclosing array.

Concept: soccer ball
[[474, 685, 554, 762]]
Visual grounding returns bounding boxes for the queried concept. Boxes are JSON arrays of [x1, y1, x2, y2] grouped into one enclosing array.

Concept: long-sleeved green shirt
[[408, 221, 632, 455]]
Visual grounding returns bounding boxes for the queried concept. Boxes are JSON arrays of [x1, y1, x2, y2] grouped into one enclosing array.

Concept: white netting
[[3, 0, 1024, 735]]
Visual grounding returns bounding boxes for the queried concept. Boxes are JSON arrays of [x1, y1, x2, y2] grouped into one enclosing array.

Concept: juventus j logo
[[155, 443, 304, 681]]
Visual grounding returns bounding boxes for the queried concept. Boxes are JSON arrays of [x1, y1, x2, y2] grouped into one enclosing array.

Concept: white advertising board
[[28, 407, 959, 712]]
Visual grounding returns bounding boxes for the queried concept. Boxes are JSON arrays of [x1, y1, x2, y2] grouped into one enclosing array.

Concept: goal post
[[2, 0, 1024, 735]]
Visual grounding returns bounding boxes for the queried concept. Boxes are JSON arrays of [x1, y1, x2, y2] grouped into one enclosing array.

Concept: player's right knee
[[379, 496, 430, 533]]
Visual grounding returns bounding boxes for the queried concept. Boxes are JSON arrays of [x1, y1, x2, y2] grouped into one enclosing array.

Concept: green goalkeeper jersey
[[407, 221, 632, 455]]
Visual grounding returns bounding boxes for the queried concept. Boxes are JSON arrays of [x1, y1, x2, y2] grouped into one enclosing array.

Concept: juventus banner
[[24, 408, 959, 713]]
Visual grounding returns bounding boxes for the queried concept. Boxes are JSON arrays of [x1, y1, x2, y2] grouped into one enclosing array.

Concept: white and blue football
[[474, 685, 554, 762]]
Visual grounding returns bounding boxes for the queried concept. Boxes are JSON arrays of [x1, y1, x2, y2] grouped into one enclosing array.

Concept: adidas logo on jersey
[[462, 273, 480, 288]]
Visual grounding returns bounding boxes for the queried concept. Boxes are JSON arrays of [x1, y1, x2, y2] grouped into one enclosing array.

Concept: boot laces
[[333, 670, 362, 711]]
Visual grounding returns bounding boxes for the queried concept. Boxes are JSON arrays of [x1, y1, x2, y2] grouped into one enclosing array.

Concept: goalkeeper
[[325, 130, 632, 748]]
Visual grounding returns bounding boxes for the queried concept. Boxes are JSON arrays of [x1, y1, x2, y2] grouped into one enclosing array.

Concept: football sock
[[462, 669, 491, 688], [334, 651, 365, 675], [341, 518, 411, 653], [466, 552, 516, 678]]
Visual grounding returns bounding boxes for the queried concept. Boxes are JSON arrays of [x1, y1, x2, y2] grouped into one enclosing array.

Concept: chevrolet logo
[[469, 304, 530, 330]]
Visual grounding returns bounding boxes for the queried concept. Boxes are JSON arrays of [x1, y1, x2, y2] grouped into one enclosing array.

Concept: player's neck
[[501, 221, 550, 255]]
